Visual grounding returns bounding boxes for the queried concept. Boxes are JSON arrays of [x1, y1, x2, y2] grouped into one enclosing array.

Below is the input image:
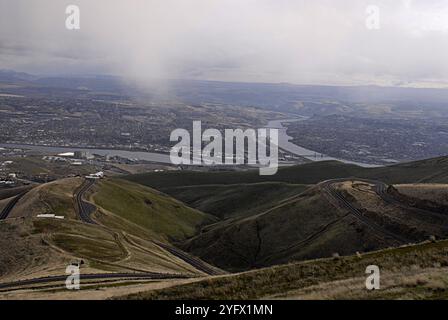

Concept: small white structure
[[86, 171, 104, 179], [37, 214, 55, 218], [96, 171, 104, 178], [57, 152, 75, 157], [37, 214, 65, 219]]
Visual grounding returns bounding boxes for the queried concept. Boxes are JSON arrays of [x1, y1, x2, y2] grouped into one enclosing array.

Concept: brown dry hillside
[[119, 239, 448, 300], [395, 184, 448, 209], [180, 180, 448, 272]]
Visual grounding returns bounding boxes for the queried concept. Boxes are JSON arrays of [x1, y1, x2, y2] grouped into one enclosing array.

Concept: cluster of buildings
[[42, 151, 94, 166], [0, 160, 17, 187]]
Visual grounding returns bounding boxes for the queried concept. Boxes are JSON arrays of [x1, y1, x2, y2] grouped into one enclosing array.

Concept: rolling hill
[[3, 155, 448, 299], [124, 156, 448, 272], [178, 180, 448, 271], [124, 156, 448, 189], [120, 238, 448, 300], [0, 177, 219, 287], [161, 182, 309, 220]]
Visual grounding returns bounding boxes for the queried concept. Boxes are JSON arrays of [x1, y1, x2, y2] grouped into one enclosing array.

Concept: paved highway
[[154, 241, 224, 276], [0, 272, 191, 291], [75, 179, 97, 224], [0, 190, 29, 220]]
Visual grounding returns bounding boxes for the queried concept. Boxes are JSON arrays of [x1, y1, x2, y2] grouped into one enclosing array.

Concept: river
[[0, 118, 380, 168], [266, 117, 380, 168]]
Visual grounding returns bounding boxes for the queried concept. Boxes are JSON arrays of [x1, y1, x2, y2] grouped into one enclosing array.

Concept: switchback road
[[74, 179, 224, 276]]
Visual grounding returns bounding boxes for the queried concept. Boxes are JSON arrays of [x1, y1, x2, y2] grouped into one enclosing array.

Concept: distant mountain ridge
[[0, 69, 38, 82], [3, 70, 448, 112]]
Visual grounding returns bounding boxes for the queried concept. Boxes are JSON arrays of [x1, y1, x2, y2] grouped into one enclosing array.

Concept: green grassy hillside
[[124, 156, 448, 189], [122, 156, 448, 273], [93, 179, 216, 242], [180, 185, 393, 271], [162, 182, 309, 219], [0, 177, 217, 283], [125, 161, 363, 188], [177, 179, 448, 272]]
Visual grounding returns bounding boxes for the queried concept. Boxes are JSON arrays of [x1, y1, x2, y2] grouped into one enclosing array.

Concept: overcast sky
[[1, 0, 448, 87]]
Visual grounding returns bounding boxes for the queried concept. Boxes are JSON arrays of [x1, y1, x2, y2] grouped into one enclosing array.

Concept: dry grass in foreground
[[117, 240, 448, 300]]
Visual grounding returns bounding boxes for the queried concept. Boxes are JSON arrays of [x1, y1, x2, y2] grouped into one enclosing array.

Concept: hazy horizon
[[1, 0, 448, 88]]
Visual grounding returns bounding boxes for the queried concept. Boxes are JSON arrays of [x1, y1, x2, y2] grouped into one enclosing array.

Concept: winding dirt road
[[73, 178, 225, 276]]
